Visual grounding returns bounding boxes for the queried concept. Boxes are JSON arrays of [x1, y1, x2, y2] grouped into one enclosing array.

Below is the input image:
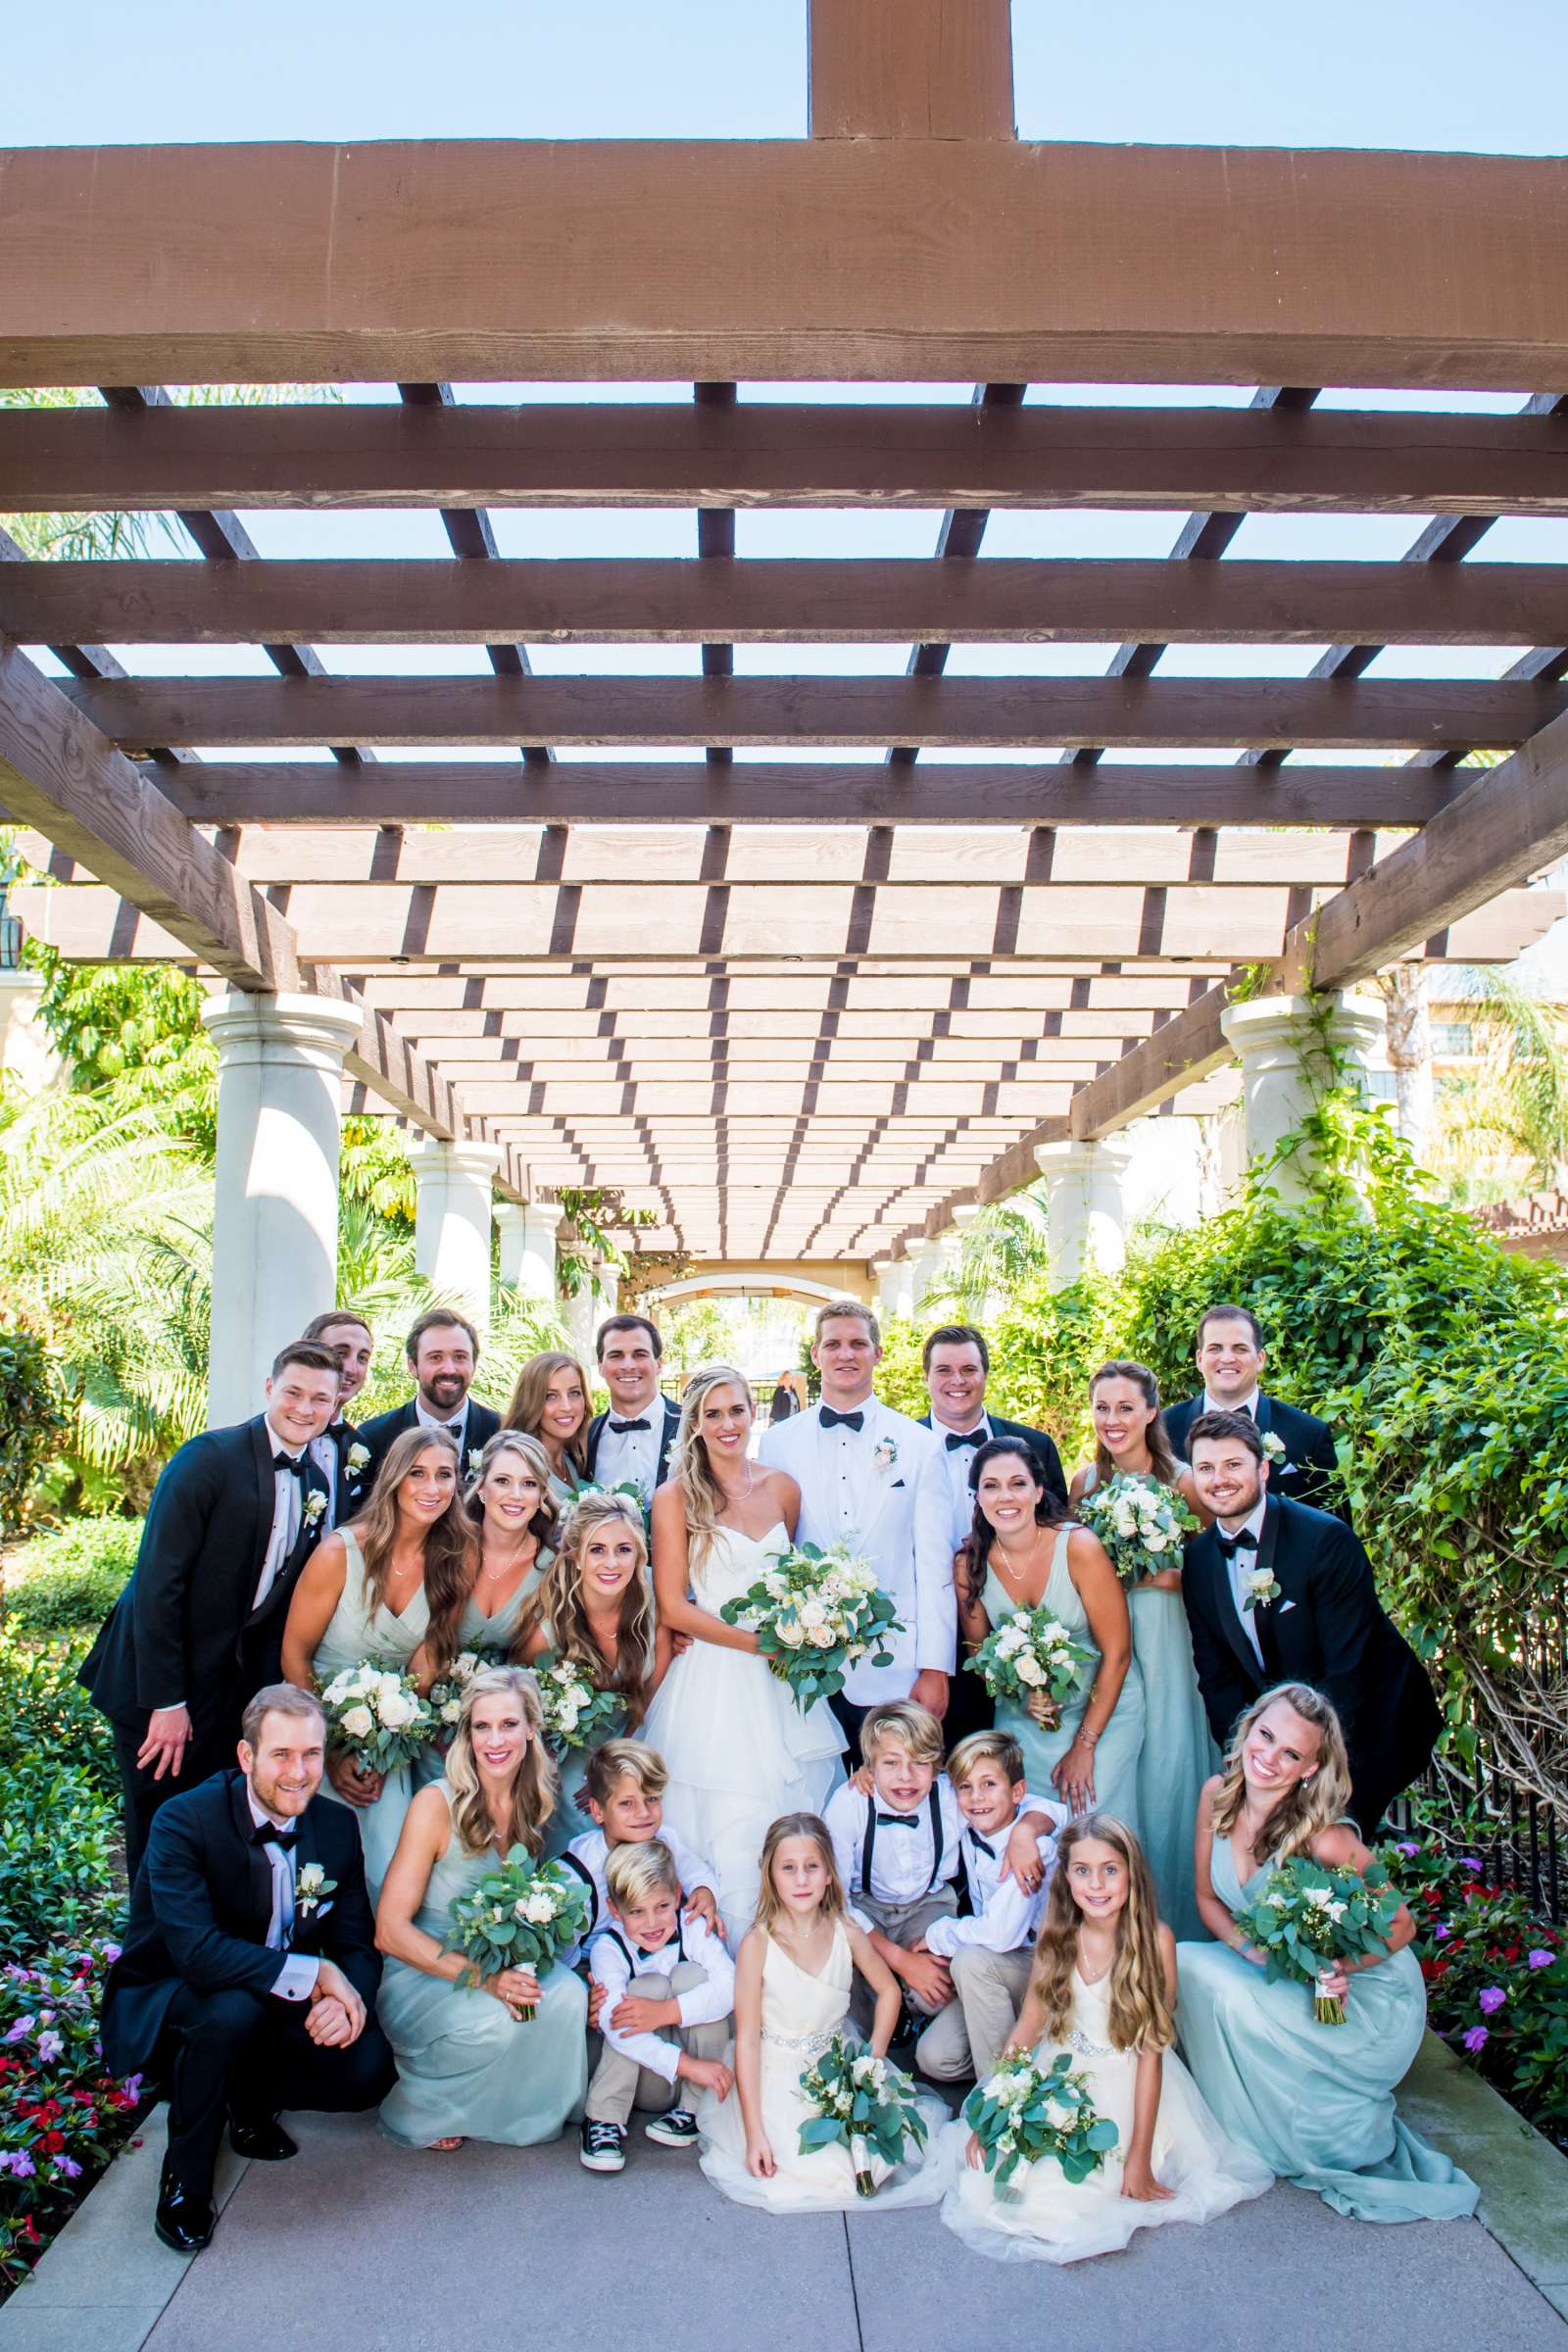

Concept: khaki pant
[[915, 1943, 1034, 2083], [585, 1961, 728, 2125], [848, 1886, 959, 2037]]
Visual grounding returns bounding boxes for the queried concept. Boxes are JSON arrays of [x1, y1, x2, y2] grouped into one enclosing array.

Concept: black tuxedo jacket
[[1183, 1493, 1440, 1832], [358, 1397, 502, 1493], [585, 1396, 681, 1492], [102, 1769, 381, 2080], [919, 1409, 1068, 1513], [78, 1416, 330, 1740], [1163, 1389, 1345, 1518], [321, 1415, 371, 1527]]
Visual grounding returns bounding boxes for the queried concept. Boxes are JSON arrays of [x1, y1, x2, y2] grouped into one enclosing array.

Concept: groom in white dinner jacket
[[758, 1298, 955, 1746]]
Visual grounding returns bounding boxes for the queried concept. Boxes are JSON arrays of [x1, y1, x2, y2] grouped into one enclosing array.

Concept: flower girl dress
[[940, 1965, 1271, 2263], [698, 1921, 944, 2214]]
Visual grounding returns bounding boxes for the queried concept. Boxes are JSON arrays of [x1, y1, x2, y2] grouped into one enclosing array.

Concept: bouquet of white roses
[[718, 1538, 903, 1710], [1230, 1853, 1402, 2025], [427, 1649, 485, 1732], [963, 2046, 1119, 2192], [797, 2034, 929, 2196], [1078, 1472, 1200, 1587], [965, 1605, 1093, 1731], [443, 1844, 590, 2019], [531, 1650, 624, 1753], [318, 1662, 433, 1775]]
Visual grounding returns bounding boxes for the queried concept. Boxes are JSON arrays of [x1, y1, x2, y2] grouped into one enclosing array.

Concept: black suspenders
[[557, 1848, 599, 1936], [860, 1786, 945, 1899], [604, 1915, 688, 1976]]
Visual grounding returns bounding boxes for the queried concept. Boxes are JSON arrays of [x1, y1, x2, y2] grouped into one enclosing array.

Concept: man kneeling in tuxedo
[[103, 1683, 395, 2253]]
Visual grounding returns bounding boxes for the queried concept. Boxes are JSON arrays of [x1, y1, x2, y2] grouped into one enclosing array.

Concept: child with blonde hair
[[941, 1814, 1270, 2263], [561, 1740, 722, 1950]]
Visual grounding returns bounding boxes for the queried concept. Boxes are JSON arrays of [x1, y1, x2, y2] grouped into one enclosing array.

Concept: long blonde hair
[[1028, 1814, 1173, 2053], [753, 1812, 848, 1938], [1209, 1682, 1354, 1860], [352, 1425, 473, 1626], [443, 1666, 558, 1859], [530, 1492, 654, 1725], [505, 1350, 593, 1481], [670, 1361, 756, 1575]]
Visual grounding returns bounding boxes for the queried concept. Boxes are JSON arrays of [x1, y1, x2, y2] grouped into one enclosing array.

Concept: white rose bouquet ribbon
[[965, 1605, 1094, 1731], [963, 2046, 1119, 2195], [531, 1650, 624, 1753], [318, 1662, 434, 1776], [1229, 1854, 1402, 2025], [797, 2033, 928, 2196], [443, 1845, 590, 2020], [1077, 1471, 1200, 1588], [717, 1538, 903, 1712]]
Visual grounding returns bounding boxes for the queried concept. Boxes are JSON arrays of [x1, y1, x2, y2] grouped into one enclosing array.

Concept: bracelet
[[1076, 1726, 1101, 1750]]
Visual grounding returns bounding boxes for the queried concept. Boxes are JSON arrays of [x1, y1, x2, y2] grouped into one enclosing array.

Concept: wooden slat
[[808, 0, 1014, 140], [58, 675, 1568, 752], [11, 557, 1568, 648], [6, 141, 1568, 387], [6, 401, 1568, 514]]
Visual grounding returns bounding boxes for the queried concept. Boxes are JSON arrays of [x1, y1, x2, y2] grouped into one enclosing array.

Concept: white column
[[1034, 1138, 1132, 1291], [201, 991, 364, 1426], [870, 1255, 916, 1322], [495, 1200, 564, 1299], [563, 1266, 603, 1364], [0, 971, 62, 1093], [910, 1236, 946, 1310], [1218, 992, 1384, 1204], [411, 1139, 503, 1335]]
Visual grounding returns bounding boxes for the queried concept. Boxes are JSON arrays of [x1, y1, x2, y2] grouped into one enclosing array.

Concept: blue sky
[[10, 0, 1568, 765]]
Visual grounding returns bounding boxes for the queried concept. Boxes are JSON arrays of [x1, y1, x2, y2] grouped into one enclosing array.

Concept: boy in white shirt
[[580, 1842, 735, 2174], [913, 1730, 1066, 2084], [562, 1739, 723, 1958]]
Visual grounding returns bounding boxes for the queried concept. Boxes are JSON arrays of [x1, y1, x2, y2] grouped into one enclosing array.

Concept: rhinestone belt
[[761, 2027, 836, 2057], [1065, 2026, 1116, 2060]]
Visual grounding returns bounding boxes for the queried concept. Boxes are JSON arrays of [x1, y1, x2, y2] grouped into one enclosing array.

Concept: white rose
[[440, 1700, 463, 1725], [776, 1621, 806, 1648], [339, 1703, 374, 1740], [456, 1652, 480, 1678], [376, 1671, 403, 1702], [378, 1690, 419, 1731], [1013, 1652, 1047, 1688], [1143, 1531, 1167, 1554], [799, 1598, 829, 1632], [522, 1890, 559, 1925], [555, 1701, 582, 1733], [808, 1625, 836, 1649]]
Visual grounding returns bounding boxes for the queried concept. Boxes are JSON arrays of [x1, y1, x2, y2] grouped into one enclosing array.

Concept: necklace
[[1078, 1948, 1115, 1985]]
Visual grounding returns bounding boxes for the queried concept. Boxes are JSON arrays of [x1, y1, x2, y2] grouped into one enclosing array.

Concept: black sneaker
[[645, 2107, 699, 2148], [579, 2118, 627, 2172]]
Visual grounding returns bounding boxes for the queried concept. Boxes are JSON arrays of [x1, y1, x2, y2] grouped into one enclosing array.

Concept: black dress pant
[[158, 1982, 396, 2194], [114, 1720, 242, 1886]]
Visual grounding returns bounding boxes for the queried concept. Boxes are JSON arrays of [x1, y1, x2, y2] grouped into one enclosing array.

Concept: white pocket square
[[1276, 1599, 1297, 1615]]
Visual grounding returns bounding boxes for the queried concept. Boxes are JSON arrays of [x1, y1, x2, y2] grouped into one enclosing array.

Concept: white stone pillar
[[1218, 992, 1384, 1205], [0, 971, 62, 1093], [411, 1139, 503, 1335], [563, 1266, 603, 1364], [870, 1255, 915, 1323], [495, 1200, 564, 1299], [910, 1236, 946, 1310], [1034, 1138, 1132, 1291], [202, 991, 364, 1426]]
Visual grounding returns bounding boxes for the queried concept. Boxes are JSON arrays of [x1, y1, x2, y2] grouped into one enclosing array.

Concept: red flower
[[39, 2132, 64, 2155]]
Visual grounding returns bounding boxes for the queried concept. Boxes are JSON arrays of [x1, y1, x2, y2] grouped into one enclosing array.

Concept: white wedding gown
[[642, 1522, 846, 1942]]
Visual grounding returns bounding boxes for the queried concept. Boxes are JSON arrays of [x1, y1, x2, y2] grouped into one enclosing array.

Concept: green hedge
[[2, 1521, 140, 1639]]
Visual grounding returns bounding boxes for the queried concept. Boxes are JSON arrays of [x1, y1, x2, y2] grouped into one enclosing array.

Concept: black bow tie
[[965, 1828, 996, 1858], [945, 1428, 983, 1451], [610, 1417, 651, 1435], [251, 1820, 297, 1850], [271, 1449, 307, 1478], [821, 1408, 864, 1433], [875, 1809, 920, 1829], [1216, 1528, 1260, 1561]]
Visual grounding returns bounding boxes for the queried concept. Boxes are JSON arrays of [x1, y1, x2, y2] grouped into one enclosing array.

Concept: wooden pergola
[[4, 0, 1568, 1274]]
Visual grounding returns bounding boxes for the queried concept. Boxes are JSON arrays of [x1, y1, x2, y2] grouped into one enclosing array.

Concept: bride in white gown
[[644, 1365, 846, 1941]]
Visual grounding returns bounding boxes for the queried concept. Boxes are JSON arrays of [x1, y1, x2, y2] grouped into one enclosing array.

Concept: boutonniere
[[303, 1490, 327, 1525], [871, 1437, 898, 1474], [467, 1448, 484, 1474], [1260, 1430, 1287, 1466], [295, 1862, 337, 1917], [345, 1442, 370, 1475], [1241, 1565, 1282, 1612]]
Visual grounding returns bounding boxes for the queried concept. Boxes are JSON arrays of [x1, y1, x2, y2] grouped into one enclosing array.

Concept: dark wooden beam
[[11, 556, 1568, 649], [808, 0, 1014, 139], [6, 141, 1568, 388], [34, 758, 1455, 829], [58, 674, 1568, 752], [6, 401, 1568, 514]]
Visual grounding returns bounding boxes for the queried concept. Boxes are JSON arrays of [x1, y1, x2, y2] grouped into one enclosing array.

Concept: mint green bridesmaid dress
[[378, 1785, 587, 2149], [981, 1527, 1145, 1830], [311, 1527, 429, 1901], [413, 1547, 553, 1792], [1177, 1832, 1478, 2222]]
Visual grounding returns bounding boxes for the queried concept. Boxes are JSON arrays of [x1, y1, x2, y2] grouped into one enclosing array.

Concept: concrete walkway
[[4, 2038, 1565, 2352]]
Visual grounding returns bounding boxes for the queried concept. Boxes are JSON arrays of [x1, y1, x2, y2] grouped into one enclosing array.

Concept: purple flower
[[0, 2151, 35, 2179], [121, 2074, 143, 2102], [33, 2032, 63, 2064], [1478, 1986, 1506, 2015], [102, 1944, 122, 1965], [1434, 1924, 1451, 1940], [3, 2016, 34, 2044], [1527, 1948, 1554, 1970], [1462, 2025, 1489, 2054], [1396, 1840, 1419, 1858], [52, 2156, 81, 2180], [1458, 1857, 1482, 1873]]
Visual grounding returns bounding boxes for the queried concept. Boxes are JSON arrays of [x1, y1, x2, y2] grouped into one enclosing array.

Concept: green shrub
[[0, 1941, 144, 2286], [2, 1522, 140, 1639], [0, 1331, 67, 1539]]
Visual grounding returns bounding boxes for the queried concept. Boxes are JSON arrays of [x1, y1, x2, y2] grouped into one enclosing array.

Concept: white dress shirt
[[824, 1777, 962, 1908], [587, 1913, 735, 2086], [563, 1826, 720, 1955], [819, 1403, 878, 1539], [309, 1420, 342, 1523], [245, 1787, 319, 2003], [253, 1417, 306, 1614], [416, 1396, 472, 1454], [1203, 1388, 1260, 1420], [1219, 1496, 1270, 1668], [593, 1401, 664, 1498], [934, 1414, 994, 1553], [925, 1794, 1067, 1958]]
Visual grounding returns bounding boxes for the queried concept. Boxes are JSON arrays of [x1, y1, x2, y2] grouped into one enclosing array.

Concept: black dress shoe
[[228, 2112, 298, 2161], [155, 2166, 215, 2254]]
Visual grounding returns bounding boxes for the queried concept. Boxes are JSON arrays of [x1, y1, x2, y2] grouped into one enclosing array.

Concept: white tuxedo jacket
[[758, 1398, 956, 1705]]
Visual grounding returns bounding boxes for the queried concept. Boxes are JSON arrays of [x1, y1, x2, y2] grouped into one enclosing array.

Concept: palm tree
[[1429, 973, 1568, 1201]]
